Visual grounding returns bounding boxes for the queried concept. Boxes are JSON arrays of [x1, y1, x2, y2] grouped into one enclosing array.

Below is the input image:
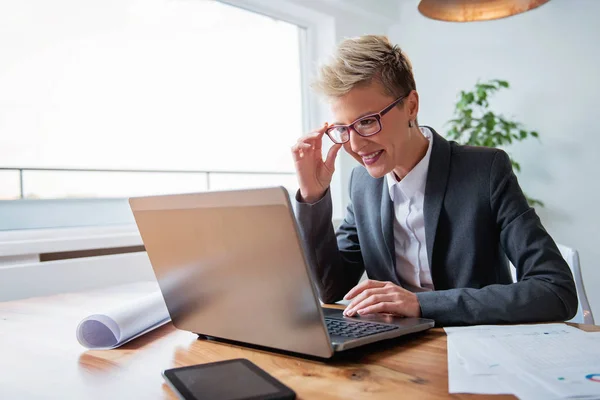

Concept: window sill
[[0, 225, 142, 258]]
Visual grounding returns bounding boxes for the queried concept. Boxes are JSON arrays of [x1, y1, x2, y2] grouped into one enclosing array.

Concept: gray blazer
[[295, 128, 578, 326]]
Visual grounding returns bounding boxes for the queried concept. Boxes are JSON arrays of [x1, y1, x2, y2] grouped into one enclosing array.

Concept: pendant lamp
[[418, 0, 550, 22]]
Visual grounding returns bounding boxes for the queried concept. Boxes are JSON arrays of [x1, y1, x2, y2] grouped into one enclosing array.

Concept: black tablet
[[162, 358, 296, 400]]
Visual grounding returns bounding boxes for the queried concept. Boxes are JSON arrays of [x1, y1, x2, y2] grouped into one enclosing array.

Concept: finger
[[302, 125, 329, 150], [290, 142, 313, 162], [344, 287, 387, 313], [324, 143, 342, 172], [356, 302, 397, 316], [298, 136, 322, 152], [291, 142, 312, 152], [345, 293, 393, 317], [303, 124, 328, 140], [344, 279, 386, 300], [344, 288, 389, 316]]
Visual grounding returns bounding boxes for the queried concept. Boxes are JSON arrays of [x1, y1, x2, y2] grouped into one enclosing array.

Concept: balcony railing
[[0, 167, 296, 200]]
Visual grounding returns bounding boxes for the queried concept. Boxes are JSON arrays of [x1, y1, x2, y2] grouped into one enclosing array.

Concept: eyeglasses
[[325, 93, 410, 144]]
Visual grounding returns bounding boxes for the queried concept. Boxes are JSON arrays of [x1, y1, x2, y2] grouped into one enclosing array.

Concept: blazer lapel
[[423, 128, 451, 271], [380, 178, 395, 271]]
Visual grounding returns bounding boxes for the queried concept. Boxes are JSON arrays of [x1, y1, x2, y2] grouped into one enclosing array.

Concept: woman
[[291, 35, 576, 326]]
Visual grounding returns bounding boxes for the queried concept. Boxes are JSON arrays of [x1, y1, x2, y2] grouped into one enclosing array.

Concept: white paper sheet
[[451, 338, 562, 400], [444, 324, 596, 400], [76, 290, 171, 350], [446, 324, 585, 375], [477, 328, 600, 399], [447, 337, 511, 395]]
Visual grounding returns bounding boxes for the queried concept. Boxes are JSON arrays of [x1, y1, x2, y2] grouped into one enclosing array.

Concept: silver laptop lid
[[129, 187, 334, 358]]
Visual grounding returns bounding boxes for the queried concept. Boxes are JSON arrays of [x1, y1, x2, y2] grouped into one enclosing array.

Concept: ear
[[406, 90, 419, 121]]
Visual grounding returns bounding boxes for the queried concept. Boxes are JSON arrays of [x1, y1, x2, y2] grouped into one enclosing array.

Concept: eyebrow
[[332, 111, 377, 126]]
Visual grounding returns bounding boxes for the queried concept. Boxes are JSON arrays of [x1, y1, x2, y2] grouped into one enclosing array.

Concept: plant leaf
[[444, 79, 543, 207]]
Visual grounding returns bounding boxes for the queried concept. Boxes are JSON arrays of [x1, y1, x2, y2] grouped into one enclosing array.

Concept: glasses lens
[[354, 116, 381, 136], [327, 126, 349, 143]]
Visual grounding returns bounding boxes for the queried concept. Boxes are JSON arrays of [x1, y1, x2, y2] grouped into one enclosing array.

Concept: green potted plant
[[446, 79, 543, 207]]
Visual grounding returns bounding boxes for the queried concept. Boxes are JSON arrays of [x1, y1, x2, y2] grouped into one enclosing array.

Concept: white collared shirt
[[385, 127, 434, 292]]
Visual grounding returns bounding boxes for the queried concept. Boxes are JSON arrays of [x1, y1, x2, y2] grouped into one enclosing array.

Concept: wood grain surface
[[1, 282, 597, 399]]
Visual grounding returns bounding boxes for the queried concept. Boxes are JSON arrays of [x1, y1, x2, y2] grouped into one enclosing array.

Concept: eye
[[328, 126, 345, 134], [358, 117, 377, 127]]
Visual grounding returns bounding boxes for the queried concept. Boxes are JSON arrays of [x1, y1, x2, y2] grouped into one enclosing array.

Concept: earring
[[408, 120, 414, 128]]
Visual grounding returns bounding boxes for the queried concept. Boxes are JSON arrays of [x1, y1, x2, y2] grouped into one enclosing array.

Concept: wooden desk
[[1, 283, 598, 400]]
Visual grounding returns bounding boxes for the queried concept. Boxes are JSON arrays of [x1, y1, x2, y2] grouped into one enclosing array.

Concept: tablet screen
[[165, 360, 290, 400]]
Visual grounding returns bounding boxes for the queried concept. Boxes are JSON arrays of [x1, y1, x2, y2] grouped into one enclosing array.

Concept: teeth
[[363, 150, 382, 160]]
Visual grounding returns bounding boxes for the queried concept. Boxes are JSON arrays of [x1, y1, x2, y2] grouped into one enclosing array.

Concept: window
[[0, 0, 303, 203]]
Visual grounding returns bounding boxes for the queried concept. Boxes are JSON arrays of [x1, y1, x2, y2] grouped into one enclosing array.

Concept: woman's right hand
[[291, 124, 343, 203]]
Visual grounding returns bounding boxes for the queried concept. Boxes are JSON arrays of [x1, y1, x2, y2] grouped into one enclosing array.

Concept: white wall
[[390, 0, 600, 319]]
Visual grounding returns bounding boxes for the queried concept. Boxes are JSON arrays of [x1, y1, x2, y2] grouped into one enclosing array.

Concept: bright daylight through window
[[0, 0, 304, 200]]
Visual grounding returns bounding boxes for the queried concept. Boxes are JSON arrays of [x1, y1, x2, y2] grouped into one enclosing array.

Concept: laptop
[[129, 186, 434, 359]]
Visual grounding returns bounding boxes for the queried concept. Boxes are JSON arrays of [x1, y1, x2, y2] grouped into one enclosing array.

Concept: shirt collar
[[386, 126, 433, 202]]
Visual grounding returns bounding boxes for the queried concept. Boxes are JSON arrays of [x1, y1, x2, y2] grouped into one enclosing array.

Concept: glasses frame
[[325, 92, 410, 144]]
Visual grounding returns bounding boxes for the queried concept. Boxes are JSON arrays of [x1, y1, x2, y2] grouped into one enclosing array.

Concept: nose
[[348, 127, 369, 152]]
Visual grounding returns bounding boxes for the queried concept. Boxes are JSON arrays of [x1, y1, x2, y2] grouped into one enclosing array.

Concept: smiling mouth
[[362, 150, 383, 160]]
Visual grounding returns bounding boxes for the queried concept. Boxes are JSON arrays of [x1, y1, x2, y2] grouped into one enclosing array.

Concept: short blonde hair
[[312, 35, 416, 100]]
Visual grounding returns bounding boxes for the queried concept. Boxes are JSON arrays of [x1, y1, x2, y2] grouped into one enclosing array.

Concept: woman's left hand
[[342, 279, 422, 318]]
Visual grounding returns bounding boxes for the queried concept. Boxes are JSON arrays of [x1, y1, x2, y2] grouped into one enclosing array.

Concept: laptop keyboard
[[325, 318, 398, 339]]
